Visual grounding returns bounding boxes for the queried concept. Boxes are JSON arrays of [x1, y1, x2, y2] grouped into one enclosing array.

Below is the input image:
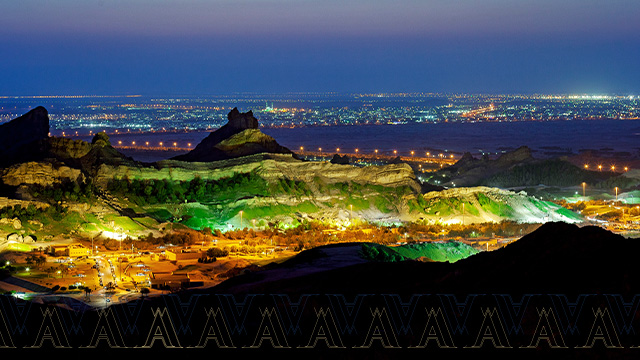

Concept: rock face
[[1, 161, 83, 186], [0, 106, 50, 166], [96, 153, 421, 192], [173, 108, 295, 162]]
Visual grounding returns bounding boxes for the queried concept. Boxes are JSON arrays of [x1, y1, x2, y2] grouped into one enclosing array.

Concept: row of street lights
[[115, 141, 193, 148], [300, 146, 455, 159], [584, 164, 629, 172]]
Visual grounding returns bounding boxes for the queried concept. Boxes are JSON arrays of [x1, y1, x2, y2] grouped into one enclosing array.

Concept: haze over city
[[2, 0, 640, 95]]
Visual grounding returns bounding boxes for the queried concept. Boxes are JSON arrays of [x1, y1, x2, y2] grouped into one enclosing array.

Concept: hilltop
[[172, 108, 295, 162]]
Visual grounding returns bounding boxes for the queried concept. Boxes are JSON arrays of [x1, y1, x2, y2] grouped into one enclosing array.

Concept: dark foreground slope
[[208, 222, 637, 295], [0, 106, 49, 166]]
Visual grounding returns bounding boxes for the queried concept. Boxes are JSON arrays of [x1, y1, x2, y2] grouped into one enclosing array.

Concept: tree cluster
[[30, 179, 96, 203], [106, 171, 268, 205], [0, 203, 68, 222]]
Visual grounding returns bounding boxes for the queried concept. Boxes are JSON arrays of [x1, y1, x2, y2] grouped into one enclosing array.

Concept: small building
[[49, 244, 91, 257], [165, 249, 204, 261], [68, 244, 91, 257], [49, 244, 69, 256]]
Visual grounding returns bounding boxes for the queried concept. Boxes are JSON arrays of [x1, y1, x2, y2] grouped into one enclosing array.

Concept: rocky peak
[[330, 154, 350, 165], [496, 146, 532, 164], [172, 108, 295, 162], [227, 108, 258, 131], [460, 152, 473, 160], [91, 132, 111, 147]]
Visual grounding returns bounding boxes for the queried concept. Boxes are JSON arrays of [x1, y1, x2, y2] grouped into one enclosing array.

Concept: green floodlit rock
[[360, 241, 480, 263], [394, 241, 480, 263]]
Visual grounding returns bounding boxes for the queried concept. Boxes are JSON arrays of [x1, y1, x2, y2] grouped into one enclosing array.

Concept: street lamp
[[462, 203, 465, 226], [598, 165, 602, 171], [615, 187, 619, 202], [582, 182, 586, 198]]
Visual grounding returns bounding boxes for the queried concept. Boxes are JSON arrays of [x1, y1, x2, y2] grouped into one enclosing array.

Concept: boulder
[[7, 233, 22, 242]]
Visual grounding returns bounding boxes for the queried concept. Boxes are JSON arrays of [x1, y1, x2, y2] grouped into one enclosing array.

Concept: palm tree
[[58, 264, 68, 278], [84, 287, 92, 301]]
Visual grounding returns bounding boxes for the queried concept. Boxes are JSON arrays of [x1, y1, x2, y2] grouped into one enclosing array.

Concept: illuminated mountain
[[172, 108, 296, 162]]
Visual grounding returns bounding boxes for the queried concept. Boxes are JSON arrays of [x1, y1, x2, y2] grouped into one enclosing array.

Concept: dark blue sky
[[1, 0, 639, 95]]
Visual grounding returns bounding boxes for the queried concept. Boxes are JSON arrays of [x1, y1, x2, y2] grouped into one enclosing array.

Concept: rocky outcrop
[[330, 154, 350, 165], [438, 146, 535, 187], [0, 106, 50, 166], [78, 132, 138, 176], [172, 108, 295, 162], [1, 161, 83, 186], [421, 186, 581, 224], [44, 137, 92, 159], [389, 156, 404, 165]]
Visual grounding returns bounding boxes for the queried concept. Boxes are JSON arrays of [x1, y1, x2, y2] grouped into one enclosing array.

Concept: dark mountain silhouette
[[438, 146, 535, 186], [172, 107, 295, 162], [0, 106, 49, 166], [205, 222, 639, 295]]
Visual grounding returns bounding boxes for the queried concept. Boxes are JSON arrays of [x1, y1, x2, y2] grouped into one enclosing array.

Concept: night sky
[[1, 0, 639, 95]]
